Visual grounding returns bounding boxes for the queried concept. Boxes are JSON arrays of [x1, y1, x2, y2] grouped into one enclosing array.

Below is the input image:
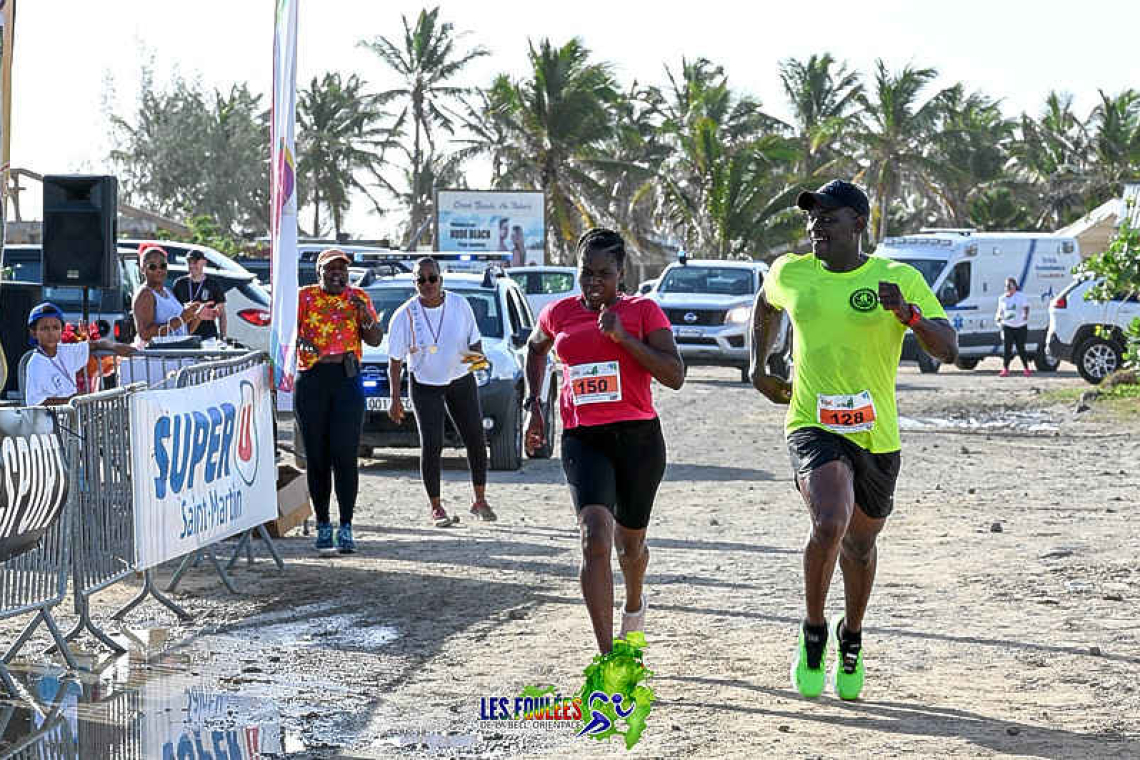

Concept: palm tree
[[856, 60, 946, 244], [659, 116, 799, 259], [1087, 88, 1140, 201], [359, 6, 488, 245], [778, 53, 863, 179], [1010, 92, 1091, 228], [493, 38, 620, 263], [923, 85, 1016, 226], [296, 72, 394, 237]]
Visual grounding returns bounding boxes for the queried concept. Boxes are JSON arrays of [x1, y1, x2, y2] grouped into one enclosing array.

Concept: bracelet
[[523, 396, 542, 411]]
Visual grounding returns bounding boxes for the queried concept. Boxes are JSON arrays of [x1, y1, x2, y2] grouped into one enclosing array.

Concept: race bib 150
[[569, 361, 622, 405]]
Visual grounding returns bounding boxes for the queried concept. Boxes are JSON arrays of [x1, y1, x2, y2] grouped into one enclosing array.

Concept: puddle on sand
[[0, 631, 308, 759], [899, 410, 1059, 434]]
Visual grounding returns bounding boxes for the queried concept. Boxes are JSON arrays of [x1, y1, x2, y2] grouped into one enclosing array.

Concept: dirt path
[[3, 360, 1139, 758]]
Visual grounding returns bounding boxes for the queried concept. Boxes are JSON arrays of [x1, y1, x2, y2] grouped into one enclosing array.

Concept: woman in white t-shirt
[[995, 276, 1032, 377], [387, 258, 496, 527], [24, 302, 135, 407]]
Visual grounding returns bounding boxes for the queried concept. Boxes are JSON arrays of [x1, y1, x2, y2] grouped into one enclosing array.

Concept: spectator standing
[[996, 276, 1032, 377], [24, 302, 134, 406], [387, 257, 496, 527], [293, 249, 382, 554], [172, 250, 227, 342], [132, 245, 213, 348]]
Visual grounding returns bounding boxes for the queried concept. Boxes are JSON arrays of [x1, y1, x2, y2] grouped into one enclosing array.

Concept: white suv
[[1046, 277, 1139, 384]]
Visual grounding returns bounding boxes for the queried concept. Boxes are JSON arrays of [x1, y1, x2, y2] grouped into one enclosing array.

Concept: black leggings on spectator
[[294, 362, 364, 526], [1002, 324, 1030, 368], [410, 373, 487, 499]]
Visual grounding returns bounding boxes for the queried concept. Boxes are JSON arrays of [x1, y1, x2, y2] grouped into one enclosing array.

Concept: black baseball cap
[[796, 179, 870, 218], [186, 249, 207, 261]]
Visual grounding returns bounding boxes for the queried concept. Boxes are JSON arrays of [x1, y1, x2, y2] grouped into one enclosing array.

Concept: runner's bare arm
[[524, 326, 554, 453], [878, 281, 958, 363], [596, 307, 684, 389], [748, 288, 793, 403]]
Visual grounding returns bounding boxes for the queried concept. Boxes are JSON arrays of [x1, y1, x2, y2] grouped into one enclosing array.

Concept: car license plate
[[676, 327, 703, 339], [366, 396, 408, 412]]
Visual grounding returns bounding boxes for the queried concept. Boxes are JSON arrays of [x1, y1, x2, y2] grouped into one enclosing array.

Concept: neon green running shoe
[[833, 618, 864, 701], [791, 622, 828, 698]]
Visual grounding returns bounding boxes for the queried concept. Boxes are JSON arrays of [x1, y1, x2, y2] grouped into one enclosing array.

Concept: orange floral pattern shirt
[[295, 285, 378, 372]]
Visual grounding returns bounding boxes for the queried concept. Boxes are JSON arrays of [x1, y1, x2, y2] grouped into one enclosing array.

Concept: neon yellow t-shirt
[[765, 253, 946, 453]]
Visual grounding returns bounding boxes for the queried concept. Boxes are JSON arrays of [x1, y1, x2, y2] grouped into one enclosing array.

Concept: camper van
[[874, 230, 1080, 372]]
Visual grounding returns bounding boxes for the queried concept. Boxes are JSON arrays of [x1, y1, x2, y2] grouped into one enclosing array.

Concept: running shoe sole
[[791, 624, 827, 699], [470, 503, 498, 522]]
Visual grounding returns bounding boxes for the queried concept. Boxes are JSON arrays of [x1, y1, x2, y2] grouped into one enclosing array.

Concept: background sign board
[[0, 407, 68, 563], [129, 363, 276, 569], [436, 189, 545, 266]]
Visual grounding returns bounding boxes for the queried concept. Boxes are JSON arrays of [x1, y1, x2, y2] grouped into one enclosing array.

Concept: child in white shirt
[[24, 302, 135, 406]]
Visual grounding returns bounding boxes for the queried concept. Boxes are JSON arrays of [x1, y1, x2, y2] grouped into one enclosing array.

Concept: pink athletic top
[[539, 295, 671, 430]]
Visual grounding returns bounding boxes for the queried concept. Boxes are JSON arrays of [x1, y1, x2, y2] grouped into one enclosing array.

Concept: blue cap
[[27, 302, 65, 328]]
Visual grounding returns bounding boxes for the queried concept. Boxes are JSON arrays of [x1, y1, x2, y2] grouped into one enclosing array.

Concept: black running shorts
[[561, 417, 666, 530], [787, 426, 901, 519]]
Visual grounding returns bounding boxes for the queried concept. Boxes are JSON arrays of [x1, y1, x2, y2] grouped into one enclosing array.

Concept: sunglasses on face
[[146, 261, 168, 271], [416, 274, 440, 285]]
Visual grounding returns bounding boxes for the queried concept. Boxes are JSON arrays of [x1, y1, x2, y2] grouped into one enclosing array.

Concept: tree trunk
[[312, 186, 321, 236]]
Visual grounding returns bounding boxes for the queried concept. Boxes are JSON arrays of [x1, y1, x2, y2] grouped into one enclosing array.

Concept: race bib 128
[[817, 390, 876, 433]]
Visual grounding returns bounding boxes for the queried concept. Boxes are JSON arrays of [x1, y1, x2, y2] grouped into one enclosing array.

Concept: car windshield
[[887, 258, 946, 287], [657, 267, 754, 296], [368, 287, 503, 338]]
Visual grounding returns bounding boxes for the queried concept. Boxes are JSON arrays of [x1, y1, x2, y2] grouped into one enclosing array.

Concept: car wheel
[[528, 381, 557, 459], [1033, 349, 1060, 373], [954, 357, 979, 370], [490, 390, 523, 470], [767, 350, 791, 381], [1074, 336, 1121, 384], [917, 352, 941, 374]]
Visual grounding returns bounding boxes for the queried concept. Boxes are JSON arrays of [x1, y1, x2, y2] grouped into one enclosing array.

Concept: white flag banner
[[270, 0, 299, 410], [129, 364, 276, 569]]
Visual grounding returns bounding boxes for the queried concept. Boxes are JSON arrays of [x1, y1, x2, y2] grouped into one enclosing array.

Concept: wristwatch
[[905, 303, 923, 327], [523, 396, 543, 412]]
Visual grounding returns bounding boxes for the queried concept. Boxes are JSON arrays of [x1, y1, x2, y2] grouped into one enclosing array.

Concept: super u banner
[[129, 364, 276, 569], [269, 0, 299, 409]]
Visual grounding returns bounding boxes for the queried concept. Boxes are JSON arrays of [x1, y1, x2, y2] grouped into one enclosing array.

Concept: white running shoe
[[619, 593, 648, 639]]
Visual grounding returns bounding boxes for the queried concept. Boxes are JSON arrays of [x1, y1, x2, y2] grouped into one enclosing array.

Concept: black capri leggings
[[410, 373, 487, 499], [561, 417, 667, 530], [1002, 324, 1029, 368], [294, 362, 365, 526]]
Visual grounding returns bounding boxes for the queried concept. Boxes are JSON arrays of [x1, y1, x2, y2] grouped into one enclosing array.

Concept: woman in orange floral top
[[294, 249, 382, 554]]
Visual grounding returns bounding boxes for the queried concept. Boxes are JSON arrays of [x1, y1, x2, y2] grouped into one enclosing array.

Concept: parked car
[[2, 244, 140, 343], [235, 256, 381, 290], [1046, 276, 1139, 384], [294, 269, 558, 470], [649, 259, 790, 381], [122, 240, 272, 352], [506, 266, 580, 317]]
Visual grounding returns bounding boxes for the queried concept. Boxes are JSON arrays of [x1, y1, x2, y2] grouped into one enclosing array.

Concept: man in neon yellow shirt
[[749, 180, 958, 700]]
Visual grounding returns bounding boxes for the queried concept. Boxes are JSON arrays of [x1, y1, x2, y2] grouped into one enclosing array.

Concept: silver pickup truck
[[648, 259, 791, 382]]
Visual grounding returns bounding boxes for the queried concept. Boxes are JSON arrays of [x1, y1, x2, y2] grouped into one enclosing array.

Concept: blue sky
[[10, 0, 1138, 236]]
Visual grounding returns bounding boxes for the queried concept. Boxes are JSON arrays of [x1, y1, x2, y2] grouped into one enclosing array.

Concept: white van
[[874, 230, 1080, 372]]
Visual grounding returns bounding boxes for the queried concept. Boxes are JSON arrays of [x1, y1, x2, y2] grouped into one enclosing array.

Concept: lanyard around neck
[[37, 347, 75, 386]]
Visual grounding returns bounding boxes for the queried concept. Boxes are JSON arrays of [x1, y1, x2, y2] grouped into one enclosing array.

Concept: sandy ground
[[3, 359, 1139, 759]]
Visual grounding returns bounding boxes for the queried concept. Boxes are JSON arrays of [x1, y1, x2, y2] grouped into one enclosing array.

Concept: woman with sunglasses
[[132, 245, 214, 347], [294, 249, 382, 554], [524, 228, 684, 654], [388, 258, 496, 527]]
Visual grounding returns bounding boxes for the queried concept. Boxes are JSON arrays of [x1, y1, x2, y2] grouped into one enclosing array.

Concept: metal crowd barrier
[[0, 673, 81, 760], [61, 386, 190, 659], [0, 409, 77, 698], [165, 352, 284, 594], [115, 347, 239, 391]]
